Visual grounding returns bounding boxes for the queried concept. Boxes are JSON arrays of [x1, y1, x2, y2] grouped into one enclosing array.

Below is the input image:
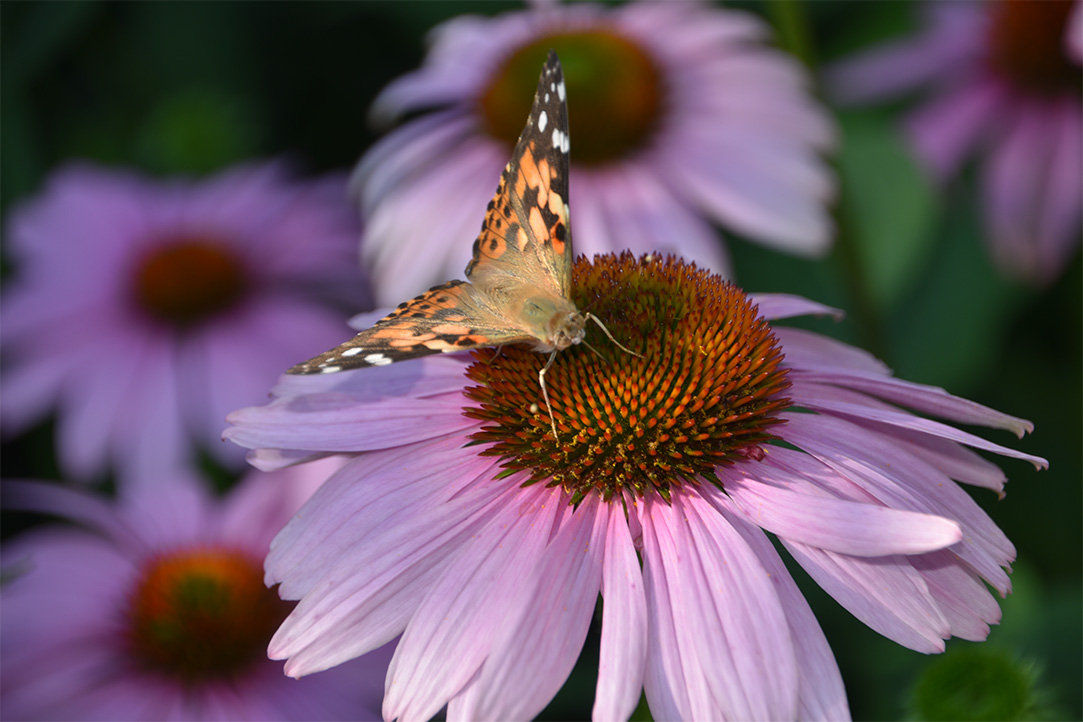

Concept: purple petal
[[463, 496, 605, 721], [911, 552, 1004, 640], [790, 381, 1046, 469], [383, 485, 562, 722], [750, 294, 844, 323], [783, 541, 949, 653], [594, 495, 649, 722], [793, 367, 1036, 436], [905, 78, 1008, 179], [2, 481, 141, 550], [352, 111, 475, 210], [1034, 100, 1083, 283], [703, 489, 851, 721], [774, 326, 889, 374], [822, 2, 985, 105], [982, 101, 1057, 281], [640, 493, 799, 720], [578, 166, 731, 276], [723, 465, 962, 556]]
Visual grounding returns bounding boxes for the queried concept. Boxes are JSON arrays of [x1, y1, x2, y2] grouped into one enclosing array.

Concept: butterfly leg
[[484, 345, 506, 366], [538, 349, 560, 441], [585, 314, 643, 359]]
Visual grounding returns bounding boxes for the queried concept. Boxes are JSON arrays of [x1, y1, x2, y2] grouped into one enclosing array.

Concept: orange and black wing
[[286, 281, 532, 374], [465, 50, 574, 300]]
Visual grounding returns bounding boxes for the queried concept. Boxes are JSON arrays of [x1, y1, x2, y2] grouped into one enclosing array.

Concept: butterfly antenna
[[582, 339, 610, 364], [585, 313, 643, 358], [538, 349, 561, 441]]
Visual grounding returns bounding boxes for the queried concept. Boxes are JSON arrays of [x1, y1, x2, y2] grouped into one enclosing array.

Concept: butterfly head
[[548, 310, 587, 352], [519, 294, 585, 352]]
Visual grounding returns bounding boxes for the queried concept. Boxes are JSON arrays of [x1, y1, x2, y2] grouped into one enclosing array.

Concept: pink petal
[[883, 425, 1009, 494], [905, 79, 1007, 179], [703, 489, 851, 721], [272, 464, 506, 676], [749, 293, 844, 323], [783, 541, 948, 653], [723, 465, 962, 556], [1067, 0, 1083, 62], [911, 552, 1003, 641], [774, 422, 1014, 591], [982, 102, 1055, 281], [461, 495, 605, 721], [593, 495, 649, 722], [383, 485, 562, 722], [822, 2, 985, 105], [1034, 100, 1083, 283], [268, 436, 501, 597], [640, 493, 799, 720], [792, 367, 1036, 437], [789, 381, 1047, 468], [774, 326, 889, 374]]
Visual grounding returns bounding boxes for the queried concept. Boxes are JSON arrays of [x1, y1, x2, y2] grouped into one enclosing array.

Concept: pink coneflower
[[0, 161, 370, 484], [353, 0, 836, 304], [226, 253, 1045, 721], [825, 0, 1082, 285], [0, 460, 393, 721]]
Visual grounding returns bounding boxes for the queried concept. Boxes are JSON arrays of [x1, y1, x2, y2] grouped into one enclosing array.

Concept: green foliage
[[907, 647, 1054, 721]]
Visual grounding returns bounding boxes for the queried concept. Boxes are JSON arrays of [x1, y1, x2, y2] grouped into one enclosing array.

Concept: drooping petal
[[703, 487, 851, 721], [723, 464, 963, 557], [456, 495, 605, 721], [640, 493, 798, 721], [783, 541, 949, 653], [593, 496, 648, 722], [383, 485, 562, 722]]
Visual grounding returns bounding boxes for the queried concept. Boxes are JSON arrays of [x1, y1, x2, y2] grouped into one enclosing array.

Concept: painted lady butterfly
[[288, 50, 635, 438]]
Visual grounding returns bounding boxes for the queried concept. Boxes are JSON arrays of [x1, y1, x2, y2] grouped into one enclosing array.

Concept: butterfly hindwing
[[287, 51, 581, 378], [465, 50, 573, 300], [286, 281, 534, 374]]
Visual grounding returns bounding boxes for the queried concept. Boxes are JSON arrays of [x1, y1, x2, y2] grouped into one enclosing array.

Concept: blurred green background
[[2, 2, 1079, 719]]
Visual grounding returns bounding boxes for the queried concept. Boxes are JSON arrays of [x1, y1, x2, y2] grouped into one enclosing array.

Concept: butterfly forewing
[[286, 281, 535, 373], [287, 50, 579, 376], [465, 49, 573, 300]]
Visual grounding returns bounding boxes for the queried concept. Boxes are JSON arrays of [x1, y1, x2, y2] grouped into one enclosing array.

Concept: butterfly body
[[287, 52, 639, 437], [287, 50, 582, 377]]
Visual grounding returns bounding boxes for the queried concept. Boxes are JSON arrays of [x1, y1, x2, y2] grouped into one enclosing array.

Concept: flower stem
[[765, 0, 816, 66]]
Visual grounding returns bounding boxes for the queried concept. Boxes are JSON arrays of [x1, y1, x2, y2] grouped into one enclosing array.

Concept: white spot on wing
[[341, 347, 363, 357], [557, 80, 566, 102], [538, 110, 548, 132], [552, 128, 569, 154], [364, 353, 393, 366], [319, 365, 341, 374]]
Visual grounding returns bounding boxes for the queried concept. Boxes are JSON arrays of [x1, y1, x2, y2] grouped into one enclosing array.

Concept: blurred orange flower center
[[133, 239, 249, 326], [126, 548, 289, 681], [986, 0, 1081, 95], [480, 31, 664, 166]]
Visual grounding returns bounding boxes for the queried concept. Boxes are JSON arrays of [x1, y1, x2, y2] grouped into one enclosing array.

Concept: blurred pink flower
[[226, 253, 1045, 721], [0, 161, 371, 484], [826, 0, 1082, 285], [353, 0, 836, 304], [0, 460, 393, 721]]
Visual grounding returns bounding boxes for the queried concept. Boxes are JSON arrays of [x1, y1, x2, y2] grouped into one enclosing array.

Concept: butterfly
[[287, 50, 636, 439]]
